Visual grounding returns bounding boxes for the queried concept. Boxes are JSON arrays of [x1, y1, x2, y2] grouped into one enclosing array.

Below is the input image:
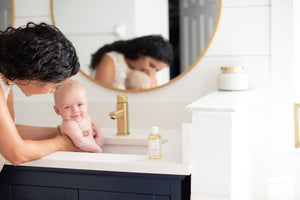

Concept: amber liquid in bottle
[[148, 126, 162, 159]]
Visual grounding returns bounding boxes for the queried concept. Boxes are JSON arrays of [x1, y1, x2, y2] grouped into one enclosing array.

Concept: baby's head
[[125, 70, 151, 90], [53, 80, 88, 121]]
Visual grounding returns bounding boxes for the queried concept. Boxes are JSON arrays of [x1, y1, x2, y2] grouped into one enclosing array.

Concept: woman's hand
[[82, 131, 90, 137], [91, 123, 97, 137], [55, 134, 79, 152], [148, 73, 158, 87]]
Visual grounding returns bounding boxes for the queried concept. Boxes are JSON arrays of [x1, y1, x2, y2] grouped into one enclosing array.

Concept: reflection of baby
[[53, 80, 104, 153], [125, 70, 152, 90]]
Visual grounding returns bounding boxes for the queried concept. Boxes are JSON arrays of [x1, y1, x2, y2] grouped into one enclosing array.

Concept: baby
[[125, 70, 152, 90], [53, 80, 104, 153]]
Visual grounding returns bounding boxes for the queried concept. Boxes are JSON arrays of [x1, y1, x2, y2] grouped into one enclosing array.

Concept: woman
[[90, 35, 174, 90], [0, 22, 80, 168]]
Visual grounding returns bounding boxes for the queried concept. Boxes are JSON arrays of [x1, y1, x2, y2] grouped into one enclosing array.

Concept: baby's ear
[[53, 106, 60, 115]]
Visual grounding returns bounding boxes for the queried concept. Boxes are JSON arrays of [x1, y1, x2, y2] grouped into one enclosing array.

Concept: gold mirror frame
[[10, 0, 14, 27], [50, 0, 222, 93]]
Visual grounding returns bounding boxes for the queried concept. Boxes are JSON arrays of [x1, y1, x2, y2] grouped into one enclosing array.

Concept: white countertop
[[4, 128, 191, 175], [5, 151, 191, 175], [186, 90, 252, 112]]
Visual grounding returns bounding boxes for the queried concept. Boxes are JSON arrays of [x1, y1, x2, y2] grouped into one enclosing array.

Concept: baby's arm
[[61, 121, 102, 153], [91, 121, 104, 148]]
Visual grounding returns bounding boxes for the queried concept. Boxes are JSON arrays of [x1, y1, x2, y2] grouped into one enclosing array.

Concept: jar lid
[[220, 66, 244, 72]]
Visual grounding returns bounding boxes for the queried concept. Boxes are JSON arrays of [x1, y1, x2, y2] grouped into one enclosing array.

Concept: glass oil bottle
[[148, 126, 162, 159]]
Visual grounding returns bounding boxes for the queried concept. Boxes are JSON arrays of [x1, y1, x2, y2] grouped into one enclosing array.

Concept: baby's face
[[125, 70, 151, 90], [55, 89, 88, 122]]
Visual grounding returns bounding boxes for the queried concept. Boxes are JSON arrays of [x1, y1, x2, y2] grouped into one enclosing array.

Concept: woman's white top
[[0, 74, 12, 172], [91, 51, 132, 89]]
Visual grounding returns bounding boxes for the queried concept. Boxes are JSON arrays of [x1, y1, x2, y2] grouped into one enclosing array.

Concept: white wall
[[12, 0, 300, 199], [0, 0, 11, 30]]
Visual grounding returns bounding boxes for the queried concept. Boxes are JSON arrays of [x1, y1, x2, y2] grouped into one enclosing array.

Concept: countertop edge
[[4, 152, 191, 176]]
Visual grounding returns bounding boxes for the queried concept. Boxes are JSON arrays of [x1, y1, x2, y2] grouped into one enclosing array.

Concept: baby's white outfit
[[0, 74, 12, 172]]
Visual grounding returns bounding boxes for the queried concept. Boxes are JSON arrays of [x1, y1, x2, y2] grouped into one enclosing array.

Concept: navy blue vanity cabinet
[[0, 165, 190, 200], [0, 184, 78, 200]]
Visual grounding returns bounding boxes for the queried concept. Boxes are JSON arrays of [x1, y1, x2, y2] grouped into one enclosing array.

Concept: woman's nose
[[142, 68, 151, 75], [49, 88, 56, 94], [145, 68, 155, 75]]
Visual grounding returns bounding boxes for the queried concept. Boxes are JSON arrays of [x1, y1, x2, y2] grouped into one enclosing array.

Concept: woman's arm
[[0, 89, 77, 166], [94, 55, 115, 86], [16, 125, 60, 140]]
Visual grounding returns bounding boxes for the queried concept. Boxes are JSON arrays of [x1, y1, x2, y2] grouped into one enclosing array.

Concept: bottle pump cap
[[151, 126, 159, 134]]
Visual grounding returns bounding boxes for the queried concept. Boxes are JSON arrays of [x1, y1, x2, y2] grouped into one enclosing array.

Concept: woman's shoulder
[[104, 51, 128, 71], [0, 74, 12, 101], [97, 54, 115, 70]]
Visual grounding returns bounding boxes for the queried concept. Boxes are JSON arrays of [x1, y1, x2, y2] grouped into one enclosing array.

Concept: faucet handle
[[117, 94, 128, 103]]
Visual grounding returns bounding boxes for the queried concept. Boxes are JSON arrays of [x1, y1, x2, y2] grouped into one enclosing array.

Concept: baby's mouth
[[71, 115, 81, 121]]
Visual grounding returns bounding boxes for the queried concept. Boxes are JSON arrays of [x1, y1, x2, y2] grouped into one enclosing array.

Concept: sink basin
[[101, 128, 167, 155]]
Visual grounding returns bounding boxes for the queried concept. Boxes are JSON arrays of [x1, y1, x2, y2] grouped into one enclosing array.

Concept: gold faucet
[[109, 94, 130, 136]]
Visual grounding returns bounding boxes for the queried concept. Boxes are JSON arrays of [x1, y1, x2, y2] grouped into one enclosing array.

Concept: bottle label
[[149, 139, 161, 155]]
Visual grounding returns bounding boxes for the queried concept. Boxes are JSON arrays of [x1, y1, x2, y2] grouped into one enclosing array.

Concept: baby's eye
[[78, 104, 83, 107], [64, 106, 70, 109]]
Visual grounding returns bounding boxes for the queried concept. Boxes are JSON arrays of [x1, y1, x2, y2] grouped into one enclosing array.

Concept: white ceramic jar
[[218, 66, 248, 91]]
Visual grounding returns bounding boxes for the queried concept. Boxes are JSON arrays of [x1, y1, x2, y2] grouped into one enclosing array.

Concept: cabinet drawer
[[0, 184, 78, 200], [79, 190, 169, 200]]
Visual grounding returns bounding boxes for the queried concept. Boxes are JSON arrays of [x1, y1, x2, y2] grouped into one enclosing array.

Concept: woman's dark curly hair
[[0, 22, 79, 83], [90, 35, 173, 70]]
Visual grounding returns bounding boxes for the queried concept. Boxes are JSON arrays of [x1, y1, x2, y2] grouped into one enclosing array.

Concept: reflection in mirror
[[0, 0, 13, 31], [52, 0, 220, 91]]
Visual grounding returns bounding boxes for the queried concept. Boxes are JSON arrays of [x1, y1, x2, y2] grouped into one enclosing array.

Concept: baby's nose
[[72, 106, 79, 112]]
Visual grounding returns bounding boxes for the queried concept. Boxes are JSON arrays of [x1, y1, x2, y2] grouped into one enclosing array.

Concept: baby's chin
[[69, 115, 82, 122]]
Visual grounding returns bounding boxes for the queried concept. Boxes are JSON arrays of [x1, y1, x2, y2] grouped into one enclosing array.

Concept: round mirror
[[51, 0, 221, 92], [0, 0, 14, 31]]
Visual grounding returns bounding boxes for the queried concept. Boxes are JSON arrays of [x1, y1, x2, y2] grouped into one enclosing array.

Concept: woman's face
[[16, 79, 69, 97], [132, 56, 169, 76]]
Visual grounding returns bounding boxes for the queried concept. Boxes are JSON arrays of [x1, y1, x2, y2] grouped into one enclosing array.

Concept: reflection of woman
[[0, 23, 79, 168], [90, 35, 173, 90]]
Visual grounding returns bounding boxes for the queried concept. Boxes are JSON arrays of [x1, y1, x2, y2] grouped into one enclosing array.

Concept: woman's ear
[[53, 106, 60, 115]]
